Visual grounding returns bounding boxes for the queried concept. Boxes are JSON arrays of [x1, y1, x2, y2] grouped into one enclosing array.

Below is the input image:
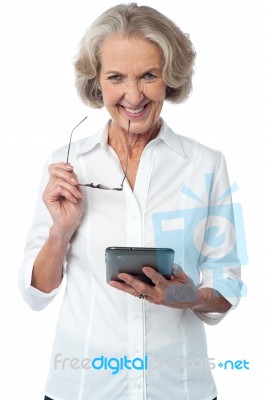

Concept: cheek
[[102, 89, 123, 106], [146, 84, 166, 102]]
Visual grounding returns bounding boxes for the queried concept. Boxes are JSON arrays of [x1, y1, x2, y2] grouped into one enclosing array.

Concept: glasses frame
[[66, 117, 131, 191]]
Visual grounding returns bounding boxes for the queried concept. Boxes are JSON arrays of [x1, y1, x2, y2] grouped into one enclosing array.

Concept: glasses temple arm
[[120, 120, 131, 188], [66, 116, 88, 163]]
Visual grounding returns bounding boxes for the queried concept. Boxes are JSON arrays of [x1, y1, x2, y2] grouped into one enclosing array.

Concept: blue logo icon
[[152, 174, 248, 296]]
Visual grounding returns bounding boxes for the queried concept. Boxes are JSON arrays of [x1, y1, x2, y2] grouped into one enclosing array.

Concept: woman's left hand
[[109, 265, 199, 309]]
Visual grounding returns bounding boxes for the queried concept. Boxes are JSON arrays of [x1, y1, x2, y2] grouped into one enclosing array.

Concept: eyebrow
[[103, 67, 162, 76]]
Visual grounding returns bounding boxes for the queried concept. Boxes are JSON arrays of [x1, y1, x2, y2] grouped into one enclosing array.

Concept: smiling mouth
[[123, 104, 148, 114]]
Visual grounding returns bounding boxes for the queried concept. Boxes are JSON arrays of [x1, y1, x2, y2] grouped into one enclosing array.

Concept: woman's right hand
[[42, 163, 84, 241]]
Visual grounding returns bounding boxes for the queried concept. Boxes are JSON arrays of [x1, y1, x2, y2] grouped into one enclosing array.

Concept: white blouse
[[19, 119, 242, 400]]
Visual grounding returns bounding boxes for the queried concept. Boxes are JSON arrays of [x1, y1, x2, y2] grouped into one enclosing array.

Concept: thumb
[[171, 264, 187, 283]]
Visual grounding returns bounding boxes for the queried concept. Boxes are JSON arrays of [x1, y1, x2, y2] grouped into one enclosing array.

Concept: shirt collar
[[71, 118, 186, 158], [70, 120, 110, 157], [155, 119, 186, 157]]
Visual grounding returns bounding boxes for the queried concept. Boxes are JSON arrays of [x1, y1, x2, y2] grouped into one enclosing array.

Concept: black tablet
[[105, 247, 174, 284]]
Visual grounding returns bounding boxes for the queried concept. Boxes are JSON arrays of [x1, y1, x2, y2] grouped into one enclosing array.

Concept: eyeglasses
[[66, 117, 131, 191]]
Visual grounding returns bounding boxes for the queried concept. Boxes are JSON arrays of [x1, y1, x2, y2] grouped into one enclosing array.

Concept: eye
[[143, 72, 157, 81], [107, 75, 123, 83]]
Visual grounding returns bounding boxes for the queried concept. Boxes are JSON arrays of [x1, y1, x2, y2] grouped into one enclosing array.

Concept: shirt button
[[134, 382, 142, 389]]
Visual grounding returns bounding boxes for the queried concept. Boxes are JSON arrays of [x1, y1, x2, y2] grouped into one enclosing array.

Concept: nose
[[124, 79, 144, 106]]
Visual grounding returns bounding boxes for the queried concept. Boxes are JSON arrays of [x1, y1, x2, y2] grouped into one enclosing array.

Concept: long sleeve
[[192, 152, 244, 324], [18, 158, 67, 310]]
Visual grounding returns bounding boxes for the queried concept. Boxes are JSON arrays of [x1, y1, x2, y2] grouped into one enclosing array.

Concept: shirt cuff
[[191, 309, 231, 325], [19, 253, 66, 311]]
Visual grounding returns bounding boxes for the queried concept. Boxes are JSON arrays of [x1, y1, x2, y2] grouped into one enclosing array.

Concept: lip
[[119, 103, 150, 118]]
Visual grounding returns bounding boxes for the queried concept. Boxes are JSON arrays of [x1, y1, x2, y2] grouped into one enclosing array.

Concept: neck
[[107, 119, 161, 190], [108, 120, 161, 158]]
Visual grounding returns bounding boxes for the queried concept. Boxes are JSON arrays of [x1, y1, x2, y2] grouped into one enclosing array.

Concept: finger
[[172, 263, 184, 275], [44, 180, 82, 204], [144, 295, 160, 305], [109, 280, 139, 297], [169, 264, 187, 283], [117, 273, 152, 297], [49, 162, 73, 171], [142, 267, 167, 290], [55, 178, 82, 197], [51, 170, 79, 187], [48, 163, 79, 186], [55, 185, 82, 204]]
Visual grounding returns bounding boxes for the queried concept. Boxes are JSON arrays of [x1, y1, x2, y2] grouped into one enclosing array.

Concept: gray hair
[[74, 3, 196, 108]]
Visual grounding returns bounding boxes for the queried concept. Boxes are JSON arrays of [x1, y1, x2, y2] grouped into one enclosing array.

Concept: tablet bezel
[[105, 247, 175, 284]]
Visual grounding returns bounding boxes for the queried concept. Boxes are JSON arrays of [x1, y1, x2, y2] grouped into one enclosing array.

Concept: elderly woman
[[19, 3, 242, 400]]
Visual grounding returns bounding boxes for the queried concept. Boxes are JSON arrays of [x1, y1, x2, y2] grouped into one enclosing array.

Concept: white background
[[0, 0, 265, 398]]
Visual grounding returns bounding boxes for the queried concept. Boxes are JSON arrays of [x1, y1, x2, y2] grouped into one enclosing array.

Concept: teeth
[[125, 106, 144, 114]]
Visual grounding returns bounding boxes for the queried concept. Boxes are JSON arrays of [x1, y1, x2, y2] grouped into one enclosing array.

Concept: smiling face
[[99, 36, 166, 137]]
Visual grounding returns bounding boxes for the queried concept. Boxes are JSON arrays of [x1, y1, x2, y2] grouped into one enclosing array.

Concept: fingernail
[[66, 164, 73, 170], [71, 178, 77, 184]]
